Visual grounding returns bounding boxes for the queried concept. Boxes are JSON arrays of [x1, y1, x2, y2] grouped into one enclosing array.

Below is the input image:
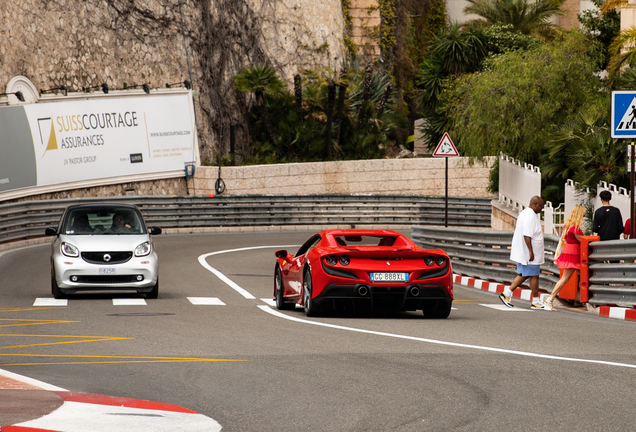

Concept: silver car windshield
[[63, 208, 145, 235]]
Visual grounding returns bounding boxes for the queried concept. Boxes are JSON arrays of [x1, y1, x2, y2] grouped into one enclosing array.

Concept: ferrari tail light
[[339, 255, 350, 266], [435, 256, 446, 266], [424, 256, 434, 266], [326, 255, 338, 265]]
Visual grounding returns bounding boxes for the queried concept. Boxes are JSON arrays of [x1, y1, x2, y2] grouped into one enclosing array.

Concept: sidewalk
[[453, 273, 636, 322], [0, 368, 222, 431]]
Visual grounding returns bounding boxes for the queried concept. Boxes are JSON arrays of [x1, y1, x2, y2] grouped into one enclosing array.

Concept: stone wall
[[192, 156, 496, 197], [0, 0, 346, 163], [349, 0, 381, 56]]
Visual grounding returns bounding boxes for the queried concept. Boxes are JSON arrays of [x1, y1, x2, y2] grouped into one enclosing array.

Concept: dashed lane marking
[[113, 299, 147, 306], [187, 297, 225, 305], [33, 298, 68, 307], [480, 304, 530, 311]]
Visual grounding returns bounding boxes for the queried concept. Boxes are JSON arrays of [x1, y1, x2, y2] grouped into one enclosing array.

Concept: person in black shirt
[[592, 190, 624, 241]]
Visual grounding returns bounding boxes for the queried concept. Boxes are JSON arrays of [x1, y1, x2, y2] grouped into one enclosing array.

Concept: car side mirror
[[45, 227, 58, 236], [149, 226, 162, 235], [275, 250, 288, 259]]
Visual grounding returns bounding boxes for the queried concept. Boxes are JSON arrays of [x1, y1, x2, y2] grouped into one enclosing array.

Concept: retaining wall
[[192, 157, 496, 197]]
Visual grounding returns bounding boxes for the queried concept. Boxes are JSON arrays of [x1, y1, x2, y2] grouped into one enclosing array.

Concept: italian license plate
[[371, 272, 408, 282], [99, 268, 116, 275]]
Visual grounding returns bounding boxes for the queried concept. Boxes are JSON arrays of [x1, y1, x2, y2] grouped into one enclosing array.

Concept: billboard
[[0, 92, 197, 194]]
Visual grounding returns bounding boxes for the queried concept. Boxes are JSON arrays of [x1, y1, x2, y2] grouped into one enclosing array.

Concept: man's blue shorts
[[516, 263, 540, 277]]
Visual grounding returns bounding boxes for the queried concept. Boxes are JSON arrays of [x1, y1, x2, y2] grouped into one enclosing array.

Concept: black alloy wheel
[[51, 268, 65, 299], [303, 268, 320, 317], [146, 277, 159, 299], [275, 266, 294, 310], [422, 299, 452, 319]]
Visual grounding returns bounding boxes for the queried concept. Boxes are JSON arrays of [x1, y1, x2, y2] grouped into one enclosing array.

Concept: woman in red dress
[[545, 205, 585, 311]]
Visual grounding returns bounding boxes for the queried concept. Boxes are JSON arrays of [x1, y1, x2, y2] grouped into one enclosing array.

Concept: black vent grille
[[81, 252, 132, 264], [74, 275, 143, 284]]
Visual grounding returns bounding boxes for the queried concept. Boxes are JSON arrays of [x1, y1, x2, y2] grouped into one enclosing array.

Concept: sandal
[[544, 296, 556, 311]]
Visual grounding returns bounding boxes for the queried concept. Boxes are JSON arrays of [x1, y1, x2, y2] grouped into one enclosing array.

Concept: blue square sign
[[612, 91, 636, 138]]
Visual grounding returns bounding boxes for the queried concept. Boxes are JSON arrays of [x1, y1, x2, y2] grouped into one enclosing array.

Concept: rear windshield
[[63, 207, 145, 235], [332, 235, 397, 247]]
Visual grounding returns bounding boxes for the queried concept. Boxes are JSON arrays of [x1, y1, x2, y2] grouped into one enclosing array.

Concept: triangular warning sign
[[432, 132, 459, 157], [616, 97, 636, 131]]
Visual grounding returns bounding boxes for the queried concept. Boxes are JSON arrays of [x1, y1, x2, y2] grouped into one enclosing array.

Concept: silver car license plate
[[371, 272, 408, 282], [99, 268, 116, 274]]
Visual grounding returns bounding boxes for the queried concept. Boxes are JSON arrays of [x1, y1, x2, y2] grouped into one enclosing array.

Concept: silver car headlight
[[134, 241, 151, 257], [61, 242, 79, 257]]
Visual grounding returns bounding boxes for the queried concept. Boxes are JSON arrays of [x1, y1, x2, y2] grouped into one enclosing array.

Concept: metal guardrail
[[588, 239, 636, 307], [0, 194, 492, 245], [411, 225, 560, 292]]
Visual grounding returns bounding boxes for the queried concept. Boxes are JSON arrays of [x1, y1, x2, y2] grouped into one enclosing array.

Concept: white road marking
[[198, 245, 299, 299], [16, 401, 222, 432], [112, 299, 147, 306], [260, 298, 276, 307], [0, 367, 68, 392], [257, 305, 636, 370], [33, 298, 68, 307], [481, 304, 530, 311], [188, 297, 226, 305]]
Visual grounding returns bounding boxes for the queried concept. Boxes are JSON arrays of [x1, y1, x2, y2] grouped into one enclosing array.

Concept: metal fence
[[588, 239, 636, 307], [411, 225, 560, 292], [412, 225, 636, 308], [0, 194, 492, 245]]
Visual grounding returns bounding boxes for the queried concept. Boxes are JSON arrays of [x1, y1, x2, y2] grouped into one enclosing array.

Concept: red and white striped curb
[[0, 368, 222, 432], [453, 274, 538, 302], [598, 306, 636, 322], [453, 274, 636, 322]]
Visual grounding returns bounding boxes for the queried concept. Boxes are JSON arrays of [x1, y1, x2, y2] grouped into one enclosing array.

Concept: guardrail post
[[579, 235, 600, 303]]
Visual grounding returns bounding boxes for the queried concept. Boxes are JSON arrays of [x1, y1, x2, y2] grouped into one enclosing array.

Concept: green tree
[[416, 23, 488, 116], [234, 65, 287, 145], [578, 0, 619, 69], [463, 0, 567, 38], [443, 31, 604, 165], [542, 101, 627, 198]]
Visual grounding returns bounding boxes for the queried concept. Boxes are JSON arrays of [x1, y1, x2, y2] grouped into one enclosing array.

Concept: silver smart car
[[45, 203, 161, 299]]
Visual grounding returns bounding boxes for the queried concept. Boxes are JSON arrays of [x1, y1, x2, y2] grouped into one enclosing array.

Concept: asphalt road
[[1, 229, 636, 431]]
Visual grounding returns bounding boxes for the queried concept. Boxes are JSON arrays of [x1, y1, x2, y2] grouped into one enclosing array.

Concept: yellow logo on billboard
[[46, 121, 58, 151]]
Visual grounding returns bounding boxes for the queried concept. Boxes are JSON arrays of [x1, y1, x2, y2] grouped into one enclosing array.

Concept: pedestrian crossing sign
[[432, 132, 459, 157], [611, 91, 636, 138]]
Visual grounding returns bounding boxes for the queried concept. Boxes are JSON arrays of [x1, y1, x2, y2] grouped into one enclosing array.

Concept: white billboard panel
[[22, 93, 196, 188]]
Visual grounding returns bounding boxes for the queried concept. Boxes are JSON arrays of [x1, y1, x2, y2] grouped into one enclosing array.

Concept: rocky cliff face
[[0, 0, 346, 162]]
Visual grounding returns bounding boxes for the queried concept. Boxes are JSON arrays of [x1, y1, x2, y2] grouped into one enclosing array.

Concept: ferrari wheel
[[423, 300, 452, 319], [303, 268, 321, 317], [275, 266, 294, 310]]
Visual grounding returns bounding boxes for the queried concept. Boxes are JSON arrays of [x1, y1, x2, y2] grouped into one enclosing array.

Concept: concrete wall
[[192, 156, 496, 197]]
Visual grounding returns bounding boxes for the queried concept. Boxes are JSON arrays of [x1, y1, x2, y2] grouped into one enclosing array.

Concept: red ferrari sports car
[[273, 229, 453, 318]]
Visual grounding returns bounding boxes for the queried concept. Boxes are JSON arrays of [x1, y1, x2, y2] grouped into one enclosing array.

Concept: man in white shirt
[[499, 195, 545, 309]]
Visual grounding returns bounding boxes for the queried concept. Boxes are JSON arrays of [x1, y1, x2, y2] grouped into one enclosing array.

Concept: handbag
[[554, 230, 567, 261]]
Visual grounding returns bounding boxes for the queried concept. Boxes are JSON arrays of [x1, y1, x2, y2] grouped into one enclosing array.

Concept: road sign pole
[[629, 141, 635, 239], [445, 157, 448, 227]]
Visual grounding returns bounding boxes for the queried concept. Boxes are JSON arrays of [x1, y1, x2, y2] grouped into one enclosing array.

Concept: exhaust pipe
[[357, 285, 369, 296], [409, 286, 420, 297]]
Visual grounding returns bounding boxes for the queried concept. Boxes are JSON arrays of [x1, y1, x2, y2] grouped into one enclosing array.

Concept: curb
[[598, 306, 636, 322], [453, 274, 636, 322], [0, 368, 222, 431], [452, 274, 538, 302]]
